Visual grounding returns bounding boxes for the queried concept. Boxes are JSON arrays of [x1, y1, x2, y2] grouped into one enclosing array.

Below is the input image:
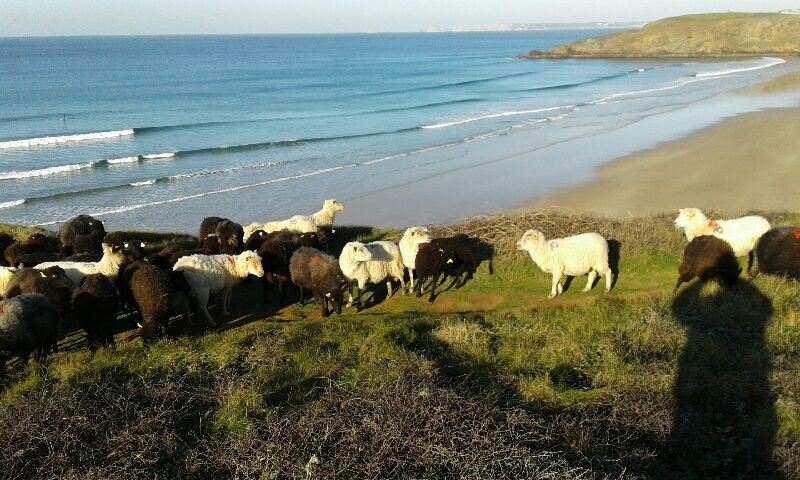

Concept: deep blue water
[[0, 33, 796, 231]]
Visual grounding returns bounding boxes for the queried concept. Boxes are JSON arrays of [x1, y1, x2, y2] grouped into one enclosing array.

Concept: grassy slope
[[3, 211, 800, 477], [522, 13, 800, 58]]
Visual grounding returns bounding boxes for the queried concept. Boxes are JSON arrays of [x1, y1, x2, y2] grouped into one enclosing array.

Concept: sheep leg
[[222, 287, 233, 316], [604, 269, 612, 293], [549, 271, 563, 299], [397, 274, 406, 295], [318, 292, 331, 317], [386, 280, 393, 298], [429, 272, 441, 303], [192, 289, 217, 327], [408, 269, 415, 294], [582, 270, 597, 293]]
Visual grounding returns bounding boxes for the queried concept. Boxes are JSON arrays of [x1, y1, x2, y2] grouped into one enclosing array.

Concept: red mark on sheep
[[792, 229, 800, 240], [708, 220, 720, 229], [310, 256, 322, 266], [227, 256, 235, 265]]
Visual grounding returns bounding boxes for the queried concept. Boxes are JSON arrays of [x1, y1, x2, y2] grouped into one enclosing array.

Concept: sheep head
[[675, 208, 707, 229], [343, 242, 372, 263], [238, 251, 264, 277], [324, 199, 344, 213], [404, 227, 433, 245], [516, 230, 546, 251]]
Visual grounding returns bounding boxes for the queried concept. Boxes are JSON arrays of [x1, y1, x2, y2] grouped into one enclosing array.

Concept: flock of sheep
[[0, 199, 799, 372]]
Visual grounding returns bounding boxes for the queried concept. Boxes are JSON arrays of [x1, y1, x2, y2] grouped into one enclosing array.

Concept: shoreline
[[528, 105, 800, 217]]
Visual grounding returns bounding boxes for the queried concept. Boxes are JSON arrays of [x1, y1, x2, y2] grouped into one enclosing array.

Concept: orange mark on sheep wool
[[226, 256, 235, 265], [792, 229, 800, 240], [310, 256, 322, 266], [708, 220, 720, 229]]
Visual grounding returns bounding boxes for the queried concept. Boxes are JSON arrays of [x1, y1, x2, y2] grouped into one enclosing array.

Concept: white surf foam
[[0, 199, 26, 210], [0, 129, 134, 149], [587, 77, 718, 105], [107, 156, 140, 165], [695, 57, 786, 78], [421, 105, 575, 129], [142, 152, 176, 159], [130, 179, 156, 187], [0, 162, 96, 180]]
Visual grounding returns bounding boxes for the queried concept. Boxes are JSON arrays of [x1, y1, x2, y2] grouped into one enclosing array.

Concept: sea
[[1, 32, 798, 232]]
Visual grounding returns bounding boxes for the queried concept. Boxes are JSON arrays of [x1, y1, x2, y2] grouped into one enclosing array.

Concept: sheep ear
[[686, 210, 695, 217]]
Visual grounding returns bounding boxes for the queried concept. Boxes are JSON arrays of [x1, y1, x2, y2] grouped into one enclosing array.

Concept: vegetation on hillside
[[2, 210, 800, 478], [518, 13, 800, 58]]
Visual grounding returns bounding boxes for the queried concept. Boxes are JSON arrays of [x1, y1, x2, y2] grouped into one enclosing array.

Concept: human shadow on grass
[[665, 280, 781, 479]]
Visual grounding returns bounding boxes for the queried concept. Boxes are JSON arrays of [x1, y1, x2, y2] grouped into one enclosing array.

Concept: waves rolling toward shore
[[0, 34, 794, 230]]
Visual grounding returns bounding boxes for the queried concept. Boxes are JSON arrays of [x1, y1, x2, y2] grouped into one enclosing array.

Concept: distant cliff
[[517, 13, 800, 58]]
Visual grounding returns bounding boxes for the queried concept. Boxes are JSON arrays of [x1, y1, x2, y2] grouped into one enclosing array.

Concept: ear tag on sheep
[[793, 229, 800, 240], [331, 229, 336, 233], [326, 292, 331, 297], [447, 258, 454, 264], [140, 242, 146, 248], [40, 271, 47, 278], [124, 243, 129, 249]]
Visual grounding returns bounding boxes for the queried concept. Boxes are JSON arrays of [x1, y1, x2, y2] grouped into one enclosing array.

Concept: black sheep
[[58, 214, 105, 255], [750, 226, 800, 279], [71, 273, 119, 351], [243, 229, 269, 251], [676, 235, 741, 291], [257, 233, 304, 306], [4, 233, 60, 267], [0, 294, 62, 370], [5, 266, 73, 318], [0, 233, 14, 266], [198, 216, 225, 246], [200, 234, 221, 254], [149, 245, 188, 271], [289, 247, 344, 317], [198, 217, 244, 254], [414, 236, 476, 303], [130, 264, 189, 340]]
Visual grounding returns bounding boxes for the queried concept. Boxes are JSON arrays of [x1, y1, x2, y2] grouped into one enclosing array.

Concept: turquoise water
[[0, 33, 796, 231]]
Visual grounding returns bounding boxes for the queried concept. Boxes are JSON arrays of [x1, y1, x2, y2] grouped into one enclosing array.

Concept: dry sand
[[529, 107, 800, 216]]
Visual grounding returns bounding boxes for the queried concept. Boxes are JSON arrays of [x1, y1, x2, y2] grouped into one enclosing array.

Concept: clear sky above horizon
[[1, 0, 798, 36]]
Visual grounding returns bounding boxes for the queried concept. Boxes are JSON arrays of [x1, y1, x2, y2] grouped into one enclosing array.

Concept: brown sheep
[[676, 235, 741, 291]]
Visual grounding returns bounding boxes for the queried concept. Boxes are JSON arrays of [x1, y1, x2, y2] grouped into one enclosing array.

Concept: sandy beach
[[529, 106, 800, 216]]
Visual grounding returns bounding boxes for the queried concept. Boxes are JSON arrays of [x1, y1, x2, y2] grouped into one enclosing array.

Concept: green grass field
[[2, 210, 800, 478]]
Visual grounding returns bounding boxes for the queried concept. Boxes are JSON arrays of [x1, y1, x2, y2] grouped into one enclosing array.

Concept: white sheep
[[0, 266, 18, 299], [172, 251, 264, 326], [339, 241, 405, 309], [517, 230, 612, 299], [35, 243, 127, 286], [674, 208, 770, 258], [398, 226, 432, 292], [243, 199, 344, 241]]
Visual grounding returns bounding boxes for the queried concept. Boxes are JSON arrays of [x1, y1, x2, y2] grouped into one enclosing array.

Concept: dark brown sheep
[[414, 236, 476, 303], [243, 229, 269, 251], [149, 245, 189, 271], [0, 294, 62, 370], [58, 214, 105, 255], [258, 231, 306, 306], [0, 233, 14, 266], [676, 235, 741, 291], [71, 273, 119, 351], [130, 264, 189, 340], [4, 266, 73, 318], [750, 226, 800, 279], [289, 247, 344, 317], [198, 217, 244, 254], [4, 233, 60, 267]]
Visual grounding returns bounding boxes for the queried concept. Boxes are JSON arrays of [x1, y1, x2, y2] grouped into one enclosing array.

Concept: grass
[[3, 209, 800, 478], [519, 12, 800, 58]]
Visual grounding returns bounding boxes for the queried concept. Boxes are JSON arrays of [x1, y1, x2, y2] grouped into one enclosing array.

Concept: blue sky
[[1, 0, 797, 36]]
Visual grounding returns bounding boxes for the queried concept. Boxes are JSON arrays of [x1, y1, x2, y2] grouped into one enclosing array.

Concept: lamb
[[34, 242, 129, 286], [675, 235, 741, 290], [0, 294, 61, 370], [339, 241, 405, 309], [4, 233, 60, 267], [71, 274, 119, 350], [243, 199, 344, 241], [4, 266, 73, 317], [414, 236, 476, 303], [674, 208, 770, 259], [517, 230, 612, 299], [58, 214, 106, 255], [289, 247, 345, 317], [750, 226, 800, 280], [399, 226, 433, 292], [0, 266, 19, 300], [172, 251, 264, 326], [130, 263, 190, 340]]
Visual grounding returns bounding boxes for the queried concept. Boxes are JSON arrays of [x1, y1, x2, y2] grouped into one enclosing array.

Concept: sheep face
[[343, 242, 372, 263], [324, 199, 344, 213], [41, 266, 74, 290], [516, 230, 546, 251], [239, 252, 264, 277], [675, 208, 704, 229], [407, 227, 433, 244]]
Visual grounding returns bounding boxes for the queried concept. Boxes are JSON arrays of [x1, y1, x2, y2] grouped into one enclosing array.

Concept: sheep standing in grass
[[258, 232, 302, 306], [130, 263, 190, 340], [517, 230, 612, 299], [71, 274, 118, 350], [339, 241, 405, 309], [4, 233, 60, 267], [0, 294, 61, 370], [58, 214, 105, 256], [414, 236, 476, 303], [289, 247, 345, 317], [399, 227, 433, 292], [4, 267, 73, 317], [243, 199, 344, 240], [35, 243, 128, 286], [674, 208, 770, 261], [750, 226, 800, 280], [173, 251, 264, 326], [675, 235, 741, 291]]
